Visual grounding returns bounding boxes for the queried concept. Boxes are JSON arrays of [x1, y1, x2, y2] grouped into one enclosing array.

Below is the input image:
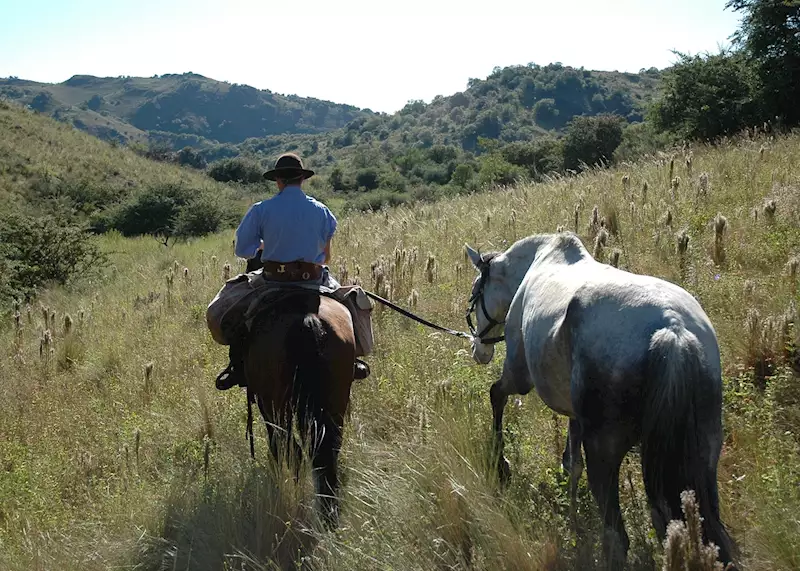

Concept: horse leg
[[305, 411, 343, 529], [583, 424, 633, 570], [489, 379, 511, 485], [563, 418, 584, 532], [257, 396, 303, 477]]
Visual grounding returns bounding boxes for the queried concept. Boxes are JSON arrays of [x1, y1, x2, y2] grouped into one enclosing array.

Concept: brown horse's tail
[[286, 313, 329, 444]]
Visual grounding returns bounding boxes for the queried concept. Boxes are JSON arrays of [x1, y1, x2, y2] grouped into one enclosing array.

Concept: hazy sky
[[1, 0, 741, 113]]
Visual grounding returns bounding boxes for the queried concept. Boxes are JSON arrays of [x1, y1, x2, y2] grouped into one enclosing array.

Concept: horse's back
[[512, 255, 721, 415], [246, 290, 356, 411], [565, 265, 721, 378]]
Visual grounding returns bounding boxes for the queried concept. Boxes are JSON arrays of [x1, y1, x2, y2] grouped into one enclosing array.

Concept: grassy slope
[[0, 101, 250, 212], [1, 132, 799, 570]]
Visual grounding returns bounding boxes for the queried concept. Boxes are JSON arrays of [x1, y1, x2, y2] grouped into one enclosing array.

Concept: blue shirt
[[234, 185, 337, 264]]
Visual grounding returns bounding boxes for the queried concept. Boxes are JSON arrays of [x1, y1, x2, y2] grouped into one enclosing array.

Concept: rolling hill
[[0, 72, 373, 146], [1, 63, 664, 214]]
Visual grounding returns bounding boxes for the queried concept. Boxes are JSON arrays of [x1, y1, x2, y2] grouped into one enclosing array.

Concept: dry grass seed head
[[763, 199, 777, 222], [676, 230, 690, 256], [593, 228, 608, 260], [713, 213, 728, 238], [786, 256, 799, 281], [698, 172, 709, 196], [743, 279, 756, 300]]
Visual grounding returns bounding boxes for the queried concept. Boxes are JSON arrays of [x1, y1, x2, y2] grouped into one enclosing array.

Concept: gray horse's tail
[[641, 325, 737, 567]]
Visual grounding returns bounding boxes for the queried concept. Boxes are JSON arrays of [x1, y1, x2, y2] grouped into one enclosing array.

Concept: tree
[[86, 94, 103, 111], [532, 98, 560, 128], [328, 166, 345, 190], [450, 164, 474, 187], [110, 184, 192, 237], [355, 168, 380, 190], [30, 91, 53, 112], [0, 212, 104, 303], [477, 154, 527, 187], [499, 139, 563, 180], [206, 157, 263, 183], [562, 114, 624, 172], [727, 0, 800, 127], [649, 51, 758, 141], [176, 146, 207, 169]]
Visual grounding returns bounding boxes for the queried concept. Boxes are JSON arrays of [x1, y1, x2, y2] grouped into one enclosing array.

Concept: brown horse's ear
[[465, 244, 483, 269]]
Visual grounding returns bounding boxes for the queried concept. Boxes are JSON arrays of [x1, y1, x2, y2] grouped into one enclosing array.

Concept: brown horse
[[243, 287, 356, 528]]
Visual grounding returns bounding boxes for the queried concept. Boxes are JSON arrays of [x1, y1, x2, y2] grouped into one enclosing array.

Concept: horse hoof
[[498, 456, 511, 486], [354, 359, 370, 380]]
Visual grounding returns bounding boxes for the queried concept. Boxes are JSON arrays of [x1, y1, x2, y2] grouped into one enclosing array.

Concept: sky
[[1, 0, 742, 114]]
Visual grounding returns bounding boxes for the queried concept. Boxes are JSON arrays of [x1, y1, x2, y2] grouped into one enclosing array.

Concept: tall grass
[[1, 132, 799, 570]]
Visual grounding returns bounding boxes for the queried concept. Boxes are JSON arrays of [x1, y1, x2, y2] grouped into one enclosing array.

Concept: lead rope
[[363, 290, 473, 340], [246, 385, 255, 458]]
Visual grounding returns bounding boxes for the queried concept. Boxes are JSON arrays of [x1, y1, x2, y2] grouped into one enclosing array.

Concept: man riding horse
[[215, 152, 370, 390]]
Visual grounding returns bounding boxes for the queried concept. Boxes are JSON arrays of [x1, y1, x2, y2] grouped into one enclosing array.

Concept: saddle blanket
[[206, 268, 374, 357]]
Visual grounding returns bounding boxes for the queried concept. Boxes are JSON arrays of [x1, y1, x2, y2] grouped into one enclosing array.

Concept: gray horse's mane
[[499, 232, 588, 264]]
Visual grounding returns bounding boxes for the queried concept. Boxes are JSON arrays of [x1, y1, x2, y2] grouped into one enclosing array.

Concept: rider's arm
[[323, 239, 332, 264], [234, 203, 263, 259], [322, 207, 336, 265]]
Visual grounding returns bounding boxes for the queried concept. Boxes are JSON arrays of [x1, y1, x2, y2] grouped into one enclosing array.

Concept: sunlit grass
[[1, 132, 799, 570]]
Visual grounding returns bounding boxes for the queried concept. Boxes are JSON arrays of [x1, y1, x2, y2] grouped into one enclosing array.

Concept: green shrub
[[110, 184, 192, 237], [207, 157, 263, 184], [172, 193, 239, 238], [562, 113, 625, 172], [108, 184, 238, 239], [0, 212, 104, 304]]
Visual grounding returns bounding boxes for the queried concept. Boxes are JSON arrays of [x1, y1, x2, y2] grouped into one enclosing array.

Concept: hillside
[[224, 64, 662, 211], [0, 99, 257, 304], [1, 128, 798, 570], [0, 99, 247, 213], [0, 72, 373, 146], [1, 64, 662, 214]]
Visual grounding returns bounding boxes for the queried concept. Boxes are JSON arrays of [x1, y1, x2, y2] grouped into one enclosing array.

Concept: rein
[[364, 290, 473, 340], [363, 264, 506, 345]]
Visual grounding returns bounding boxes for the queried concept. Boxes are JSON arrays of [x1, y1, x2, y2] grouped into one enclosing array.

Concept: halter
[[465, 263, 506, 345]]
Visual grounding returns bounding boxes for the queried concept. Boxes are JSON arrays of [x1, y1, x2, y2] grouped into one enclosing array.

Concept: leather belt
[[262, 260, 323, 282]]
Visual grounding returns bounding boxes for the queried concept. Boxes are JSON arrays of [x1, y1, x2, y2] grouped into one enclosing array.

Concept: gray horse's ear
[[465, 244, 483, 269]]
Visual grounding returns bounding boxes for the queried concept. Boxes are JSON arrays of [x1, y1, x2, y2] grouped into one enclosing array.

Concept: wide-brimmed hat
[[262, 153, 315, 181]]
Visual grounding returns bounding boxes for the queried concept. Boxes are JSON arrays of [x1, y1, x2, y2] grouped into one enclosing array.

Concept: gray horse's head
[[465, 244, 506, 364]]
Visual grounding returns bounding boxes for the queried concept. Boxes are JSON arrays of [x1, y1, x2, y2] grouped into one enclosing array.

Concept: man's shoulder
[[305, 194, 334, 215]]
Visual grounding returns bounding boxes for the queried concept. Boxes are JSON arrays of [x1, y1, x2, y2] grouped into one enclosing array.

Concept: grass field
[[1, 131, 799, 570]]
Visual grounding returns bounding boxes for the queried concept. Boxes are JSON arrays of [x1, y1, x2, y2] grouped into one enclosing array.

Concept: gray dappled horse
[[464, 232, 737, 570]]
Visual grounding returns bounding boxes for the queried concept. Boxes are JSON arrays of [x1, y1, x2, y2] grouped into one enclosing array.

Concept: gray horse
[[464, 232, 737, 570]]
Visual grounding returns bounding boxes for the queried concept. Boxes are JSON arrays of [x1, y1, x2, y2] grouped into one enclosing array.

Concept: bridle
[[465, 262, 506, 345]]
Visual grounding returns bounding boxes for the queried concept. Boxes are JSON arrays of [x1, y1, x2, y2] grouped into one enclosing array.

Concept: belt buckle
[[278, 264, 286, 274]]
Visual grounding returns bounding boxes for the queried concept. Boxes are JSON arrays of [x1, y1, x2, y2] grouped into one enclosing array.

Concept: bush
[[649, 50, 758, 141], [477, 154, 527, 187], [0, 212, 104, 304], [176, 147, 208, 169], [355, 168, 380, 191], [172, 193, 239, 238], [110, 184, 193, 237], [344, 190, 410, 212], [207, 157, 263, 184], [562, 113, 625, 172], [450, 164, 474, 187], [499, 139, 563, 180]]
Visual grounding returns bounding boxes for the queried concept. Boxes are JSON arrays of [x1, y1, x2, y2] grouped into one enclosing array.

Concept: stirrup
[[216, 363, 245, 390], [354, 359, 370, 380]]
